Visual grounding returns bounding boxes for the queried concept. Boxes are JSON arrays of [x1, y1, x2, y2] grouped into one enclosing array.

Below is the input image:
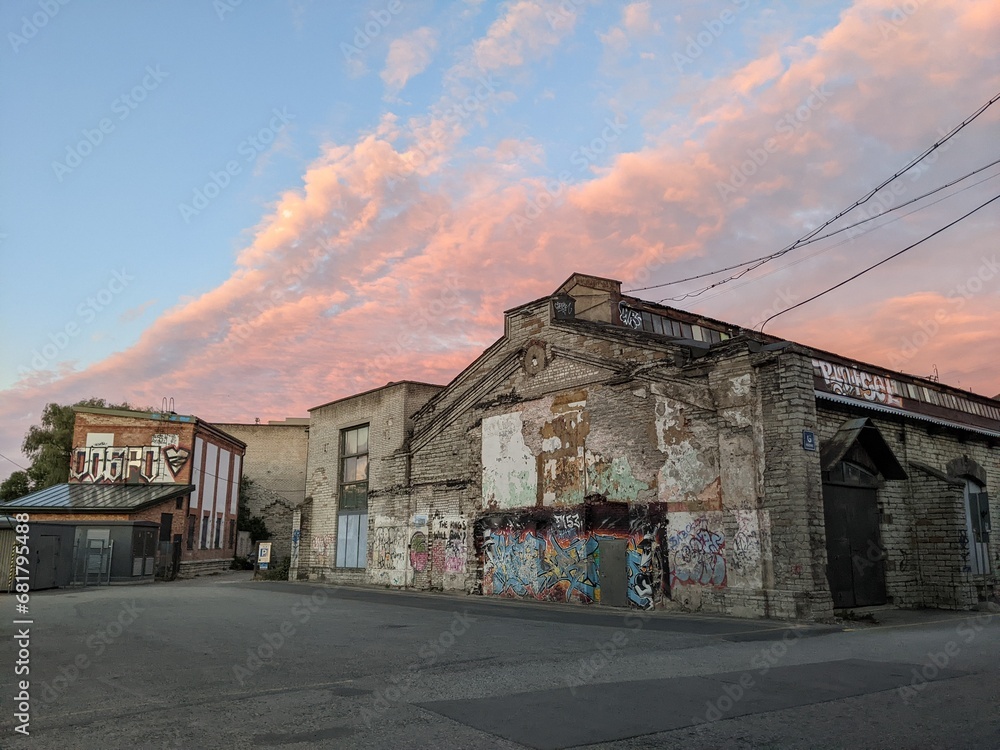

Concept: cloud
[[382, 27, 439, 96], [2, 0, 998, 479], [118, 299, 158, 324]]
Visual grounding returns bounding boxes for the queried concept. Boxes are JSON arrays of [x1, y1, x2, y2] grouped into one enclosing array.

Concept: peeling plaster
[[482, 412, 537, 509], [729, 374, 752, 397], [587, 454, 649, 501]]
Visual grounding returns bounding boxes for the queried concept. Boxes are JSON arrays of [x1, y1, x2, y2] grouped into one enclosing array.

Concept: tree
[[0, 471, 31, 501], [21, 398, 138, 491]]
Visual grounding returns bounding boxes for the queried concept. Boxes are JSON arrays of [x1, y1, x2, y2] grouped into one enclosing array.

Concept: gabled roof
[[0, 483, 193, 513]]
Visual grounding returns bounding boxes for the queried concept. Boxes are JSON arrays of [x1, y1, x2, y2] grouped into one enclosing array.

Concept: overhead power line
[[689, 167, 1000, 307], [625, 88, 1000, 298], [759, 191, 1000, 332]]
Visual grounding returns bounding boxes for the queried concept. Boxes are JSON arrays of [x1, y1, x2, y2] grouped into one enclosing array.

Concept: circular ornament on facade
[[523, 343, 547, 375]]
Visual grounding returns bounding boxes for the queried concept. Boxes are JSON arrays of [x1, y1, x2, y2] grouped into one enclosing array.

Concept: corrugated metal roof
[[816, 392, 1000, 439], [0, 483, 193, 511]]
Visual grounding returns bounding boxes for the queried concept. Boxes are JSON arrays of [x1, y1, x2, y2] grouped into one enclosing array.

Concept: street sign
[[259, 562, 269, 570], [258, 542, 272, 564]]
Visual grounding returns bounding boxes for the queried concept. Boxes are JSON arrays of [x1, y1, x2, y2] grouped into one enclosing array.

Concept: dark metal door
[[34, 536, 60, 589], [823, 484, 886, 608], [597, 538, 627, 607]]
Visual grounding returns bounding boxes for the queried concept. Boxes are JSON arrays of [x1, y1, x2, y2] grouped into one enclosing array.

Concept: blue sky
[[1, 0, 998, 478]]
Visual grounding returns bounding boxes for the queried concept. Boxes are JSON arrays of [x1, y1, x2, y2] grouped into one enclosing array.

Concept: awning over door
[[820, 417, 907, 480]]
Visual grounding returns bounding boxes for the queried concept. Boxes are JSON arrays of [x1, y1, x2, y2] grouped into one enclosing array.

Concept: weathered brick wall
[[406, 301, 797, 617], [751, 350, 831, 620], [213, 423, 309, 562], [816, 403, 999, 609], [303, 383, 441, 583]]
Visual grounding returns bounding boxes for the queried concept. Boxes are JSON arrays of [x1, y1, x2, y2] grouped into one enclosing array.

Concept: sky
[[1, 0, 998, 479]]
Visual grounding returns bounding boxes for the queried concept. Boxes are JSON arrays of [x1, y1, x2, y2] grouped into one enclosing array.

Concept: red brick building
[[2, 406, 246, 577]]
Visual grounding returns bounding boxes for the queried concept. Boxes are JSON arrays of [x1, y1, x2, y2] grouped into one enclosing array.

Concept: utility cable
[[625, 89, 1000, 296], [759, 191, 1000, 332]]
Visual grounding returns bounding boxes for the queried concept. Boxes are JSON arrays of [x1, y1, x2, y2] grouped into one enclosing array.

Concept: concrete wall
[[213, 422, 309, 563]]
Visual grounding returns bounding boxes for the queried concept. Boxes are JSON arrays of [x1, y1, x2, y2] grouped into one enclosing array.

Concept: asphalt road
[[1, 573, 998, 749]]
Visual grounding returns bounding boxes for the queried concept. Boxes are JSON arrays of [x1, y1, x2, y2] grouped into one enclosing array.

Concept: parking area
[[2, 575, 998, 749]]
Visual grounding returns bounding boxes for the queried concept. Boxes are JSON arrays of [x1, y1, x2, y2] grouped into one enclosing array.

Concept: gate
[[823, 478, 886, 608]]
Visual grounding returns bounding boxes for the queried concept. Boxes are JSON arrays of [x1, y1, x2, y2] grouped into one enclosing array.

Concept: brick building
[[213, 418, 309, 564], [298, 273, 998, 620], [2, 406, 246, 577], [296, 382, 443, 583]]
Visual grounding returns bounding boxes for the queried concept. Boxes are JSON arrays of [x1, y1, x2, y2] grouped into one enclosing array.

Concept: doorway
[[823, 461, 887, 608], [963, 479, 991, 575]]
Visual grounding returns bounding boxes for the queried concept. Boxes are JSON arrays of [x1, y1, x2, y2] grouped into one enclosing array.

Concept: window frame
[[338, 424, 370, 513]]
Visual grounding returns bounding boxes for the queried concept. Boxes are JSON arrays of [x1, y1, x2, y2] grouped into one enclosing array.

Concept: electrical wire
[[689, 168, 1000, 307], [624, 89, 1000, 297], [759, 191, 1000, 332]]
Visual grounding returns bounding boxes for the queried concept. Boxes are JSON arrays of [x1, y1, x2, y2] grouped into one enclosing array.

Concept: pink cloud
[[2, 0, 998, 479]]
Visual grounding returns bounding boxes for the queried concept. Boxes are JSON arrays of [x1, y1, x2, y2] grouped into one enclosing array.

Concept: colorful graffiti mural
[[479, 503, 668, 609], [409, 531, 428, 572], [483, 528, 598, 602]]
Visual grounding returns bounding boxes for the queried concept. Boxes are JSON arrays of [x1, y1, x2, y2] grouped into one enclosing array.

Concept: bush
[[261, 556, 290, 580]]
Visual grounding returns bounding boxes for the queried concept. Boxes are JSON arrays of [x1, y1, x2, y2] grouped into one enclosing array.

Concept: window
[[214, 515, 222, 549], [339, 425, 369, 511], [337, 425, 369, 568], [201, 514, 209, 549], [186, 515, 196, 550]]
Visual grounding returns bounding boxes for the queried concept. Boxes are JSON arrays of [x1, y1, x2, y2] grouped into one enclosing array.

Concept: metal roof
[[815, 392, 1000, 439], [0, 483, 193, 512]]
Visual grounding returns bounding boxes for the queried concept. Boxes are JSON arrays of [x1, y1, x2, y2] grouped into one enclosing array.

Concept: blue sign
[[259, 562, 269, 570], [802, 430, 817, 451]]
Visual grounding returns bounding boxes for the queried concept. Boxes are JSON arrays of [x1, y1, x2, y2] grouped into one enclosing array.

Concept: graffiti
[[618, 301, 642, 329], [668, 515, 726, 587], [70, 444, 190, 484], [958, 529, 971, 572], [813, 359, 904, 407], [409, 531, 428, 572], [484, 528, 597, 602], [311, 534, 334, 567], [431, 542, 445, 573], [552, 511, 582, 530], [900, 549, 909, 572], [626, 530, 661, 609], [444, 526, 466, 573], [372, 526, 405, 570]]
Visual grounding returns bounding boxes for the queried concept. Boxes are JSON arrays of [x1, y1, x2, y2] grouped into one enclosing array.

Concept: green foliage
[[0, 471, 31, 501], [21, 398, 138, 491], [261, 556, 290, 580]]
